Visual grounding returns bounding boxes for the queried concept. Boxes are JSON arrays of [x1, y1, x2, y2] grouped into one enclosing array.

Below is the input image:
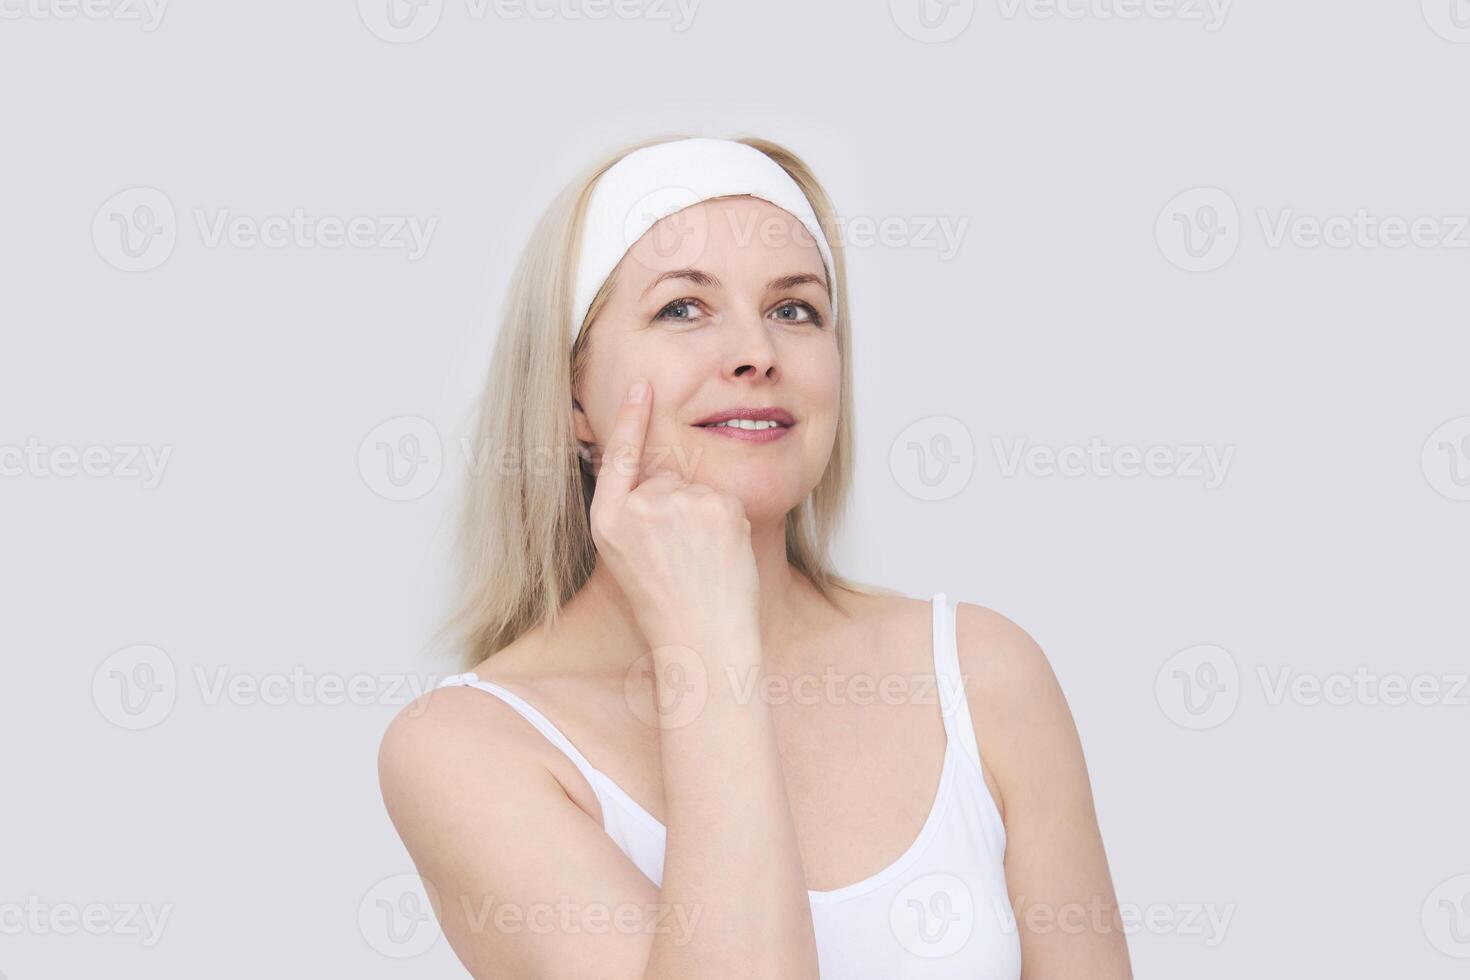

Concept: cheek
[[762, 347, 836, 468], [603, 359, 700, 465], [799, 341, 842, 417], [804, 346, 843, 457], [587, 339, 676, 426]]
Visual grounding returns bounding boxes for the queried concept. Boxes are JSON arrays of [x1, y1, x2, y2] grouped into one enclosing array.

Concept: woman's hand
[[587, 377, 761, 652]]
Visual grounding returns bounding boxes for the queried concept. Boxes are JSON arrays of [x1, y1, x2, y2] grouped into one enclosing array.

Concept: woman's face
[[573, 195, 840, 523]]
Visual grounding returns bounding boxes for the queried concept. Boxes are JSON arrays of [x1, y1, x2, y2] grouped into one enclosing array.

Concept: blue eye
[[655, 298, 825, 327], [655, 298, 704, 323], [773, 300, 823, 326]]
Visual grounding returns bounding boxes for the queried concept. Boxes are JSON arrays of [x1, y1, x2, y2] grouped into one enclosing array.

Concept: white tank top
[[436, 592, 1022, 978]]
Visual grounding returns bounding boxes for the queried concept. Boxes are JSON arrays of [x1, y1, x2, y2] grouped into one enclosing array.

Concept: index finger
[[593, 377, 652, 502]]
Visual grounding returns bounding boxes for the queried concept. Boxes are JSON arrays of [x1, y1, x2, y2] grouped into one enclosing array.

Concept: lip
[[693, 406, 796, 427], [695, 423, 792, 443], [691, 406, 796, 444]]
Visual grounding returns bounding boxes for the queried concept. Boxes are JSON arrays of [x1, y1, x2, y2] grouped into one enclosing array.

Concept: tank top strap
[[931, 593, 984, 773], [436, 671, 604, 788]]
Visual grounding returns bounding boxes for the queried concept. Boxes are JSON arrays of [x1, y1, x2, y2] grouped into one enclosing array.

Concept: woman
[[378, 134, 1132, 979]]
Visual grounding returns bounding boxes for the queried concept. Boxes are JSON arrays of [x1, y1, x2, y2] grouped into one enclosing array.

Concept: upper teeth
[[708, 419, 783, 430]]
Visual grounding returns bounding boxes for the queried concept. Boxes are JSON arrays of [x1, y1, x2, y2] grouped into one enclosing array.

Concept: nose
[[723, 305, 779, 380]]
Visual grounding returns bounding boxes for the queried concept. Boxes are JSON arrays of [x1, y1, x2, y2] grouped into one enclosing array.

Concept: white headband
[[570, 137, 838, 342]]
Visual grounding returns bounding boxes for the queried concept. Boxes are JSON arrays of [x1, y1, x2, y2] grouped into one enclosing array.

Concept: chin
[[699, 468, 804, 518], [741, 495, 800, 524]]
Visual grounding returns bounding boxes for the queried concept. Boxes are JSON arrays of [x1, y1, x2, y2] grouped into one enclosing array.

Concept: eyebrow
[[641, 268, 830, 299]]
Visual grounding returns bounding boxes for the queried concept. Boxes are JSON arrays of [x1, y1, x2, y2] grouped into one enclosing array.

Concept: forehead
[[618, 194, 827, 286]]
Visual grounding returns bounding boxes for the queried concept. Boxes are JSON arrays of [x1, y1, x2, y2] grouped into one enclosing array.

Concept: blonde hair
[[441, 133, 892, 669]]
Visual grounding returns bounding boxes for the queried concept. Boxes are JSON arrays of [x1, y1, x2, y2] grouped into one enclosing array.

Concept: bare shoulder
[[376, 675, 560, 834], [374, 665, 666, 977], [951, 601, 1086, 819], [952, 601, 1066, 703], [845, 589, 1060, 691], [377, 622, 563, 803]]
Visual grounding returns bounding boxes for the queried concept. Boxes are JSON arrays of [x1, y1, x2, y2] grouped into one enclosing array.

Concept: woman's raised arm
[[378, 377, 820, 978]]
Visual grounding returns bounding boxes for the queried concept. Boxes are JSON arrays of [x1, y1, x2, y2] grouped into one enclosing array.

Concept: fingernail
[[628, 378, 649, 404]]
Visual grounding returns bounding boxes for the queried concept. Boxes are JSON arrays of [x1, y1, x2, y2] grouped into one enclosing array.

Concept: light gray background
[[2, 0, 1467, 976]]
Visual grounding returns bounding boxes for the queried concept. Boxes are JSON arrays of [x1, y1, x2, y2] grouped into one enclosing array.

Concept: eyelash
[[654, 298, 824, 327]]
